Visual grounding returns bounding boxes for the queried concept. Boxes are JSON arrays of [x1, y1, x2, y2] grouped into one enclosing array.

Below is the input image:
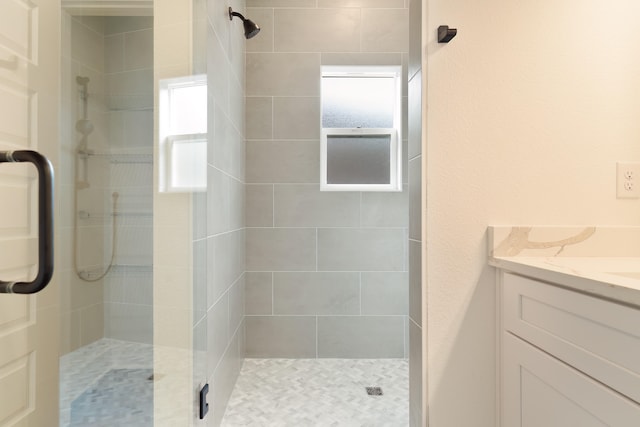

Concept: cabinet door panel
[[503, 332, 640, 427], [503, 273, 640, 403], [521, 368, 605, 427]]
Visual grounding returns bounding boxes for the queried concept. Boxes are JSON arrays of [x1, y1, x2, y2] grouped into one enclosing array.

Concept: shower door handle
[[0, 150, 54, 294]]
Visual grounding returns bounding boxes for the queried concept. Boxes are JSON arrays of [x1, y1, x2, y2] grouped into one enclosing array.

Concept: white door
[[0, 0, 60, 425]]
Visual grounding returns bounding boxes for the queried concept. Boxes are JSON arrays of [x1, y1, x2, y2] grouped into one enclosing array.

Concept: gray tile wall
[[245, 1, 409, 359], [408, 0, 424, 425], [61, 15, 108, 354], [202, 0, 247, 425], [61, 14, 156, 354]]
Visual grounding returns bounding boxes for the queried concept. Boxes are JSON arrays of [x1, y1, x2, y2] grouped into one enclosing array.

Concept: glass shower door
[[58, 1, 207, 425]]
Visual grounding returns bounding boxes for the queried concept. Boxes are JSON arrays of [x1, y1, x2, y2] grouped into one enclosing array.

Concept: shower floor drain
[[366, 387, 383, 396]]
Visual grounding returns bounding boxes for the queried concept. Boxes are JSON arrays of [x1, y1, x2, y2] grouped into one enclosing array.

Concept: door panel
[[0, 0, 60, 425]]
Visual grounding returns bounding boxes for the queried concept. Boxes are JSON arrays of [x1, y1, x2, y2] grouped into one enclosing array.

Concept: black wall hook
[[438, 25, 457, 43]]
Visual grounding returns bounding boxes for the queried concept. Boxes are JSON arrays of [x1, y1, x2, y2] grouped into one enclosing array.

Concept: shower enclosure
[[0, 0, 412, 425]]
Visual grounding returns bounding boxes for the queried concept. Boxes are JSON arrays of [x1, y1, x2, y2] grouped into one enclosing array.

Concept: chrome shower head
[[229, 7, 261, 39], [76, 76, 90, 85]]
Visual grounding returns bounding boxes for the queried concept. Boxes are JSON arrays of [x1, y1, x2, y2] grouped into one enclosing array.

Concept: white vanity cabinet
[[499, 273, 640, 427]]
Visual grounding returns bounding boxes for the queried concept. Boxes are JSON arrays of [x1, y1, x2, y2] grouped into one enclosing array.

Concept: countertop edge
[[489, 256, 640, 309]]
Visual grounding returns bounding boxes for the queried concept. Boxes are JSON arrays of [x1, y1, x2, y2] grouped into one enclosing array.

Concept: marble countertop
[[487, 226, 640, 307], [489, 256, 640, 307]]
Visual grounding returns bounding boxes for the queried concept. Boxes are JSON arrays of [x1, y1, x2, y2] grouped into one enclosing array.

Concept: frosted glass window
[[169, 137, 207, 191], [322, 77, 395, 128], [169, 84, 207, 135], [159, 74, 207, 193], [327, 135, 391, 184], [320, 66, 402, 192]]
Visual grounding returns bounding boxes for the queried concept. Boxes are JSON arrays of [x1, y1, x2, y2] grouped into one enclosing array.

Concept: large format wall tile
[[105, 16, 153, 35], [409, 319, 422, 427], [71, 19, 104, 71], [361, 272, 408, 315], [409, 239, 421, 326], [246, 140, 320, 183], [408, 70, 422, 159], [230, 177, 245, 232], [229, 276, 245, 337], [273, 272, 360, 315], [105, 302, 151, 344], [273, 185, 359, 227], [407, 0, 422, 78], [245, 272, 273, 315], [209, 230, 245, 304], [360, 191, 409, 227], [212, 330, 242, 427], [274, 9, 360, 52], [361, 9, 409, 53], [246, 228, 316, 271], [321, 52, 402, 66], [207, 294, 229, 378], [246, 97, 273, 140], [273, 97, 320, 140], [317, 316, 405, 358], [246, 184, 274, 227], [246, 8, 274, 53], [212, 103, 244, 180], [208, 166, 231, 235], [317, 228, 405, 271], [105, 34, 124, 73], [207, 28, 229, 112], [409, 157, 422, 241], [246, 53, 321, 96], [124, 28, 153, 71], [245, 316, 317, 357]]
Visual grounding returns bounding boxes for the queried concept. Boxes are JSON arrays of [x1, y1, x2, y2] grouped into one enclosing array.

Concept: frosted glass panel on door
[[322, 77, 395, 128], [327, 135, 391, 184]]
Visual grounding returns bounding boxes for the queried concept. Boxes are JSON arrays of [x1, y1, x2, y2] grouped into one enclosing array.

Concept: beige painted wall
[[426, 0, 640, 425]]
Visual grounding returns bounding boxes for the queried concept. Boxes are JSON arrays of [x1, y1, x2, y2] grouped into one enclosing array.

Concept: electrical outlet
[[617, 162, 640, 199]]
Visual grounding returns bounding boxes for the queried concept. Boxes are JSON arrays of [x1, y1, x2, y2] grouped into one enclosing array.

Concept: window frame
[[158, 74, 207, 193], [320, 65, 402, 192]]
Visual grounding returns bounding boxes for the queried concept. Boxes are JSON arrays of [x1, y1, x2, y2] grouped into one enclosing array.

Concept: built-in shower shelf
[[78, 210, 153, 219], [79, 264, 153, 278], [111, 264, 153, 272], [113, 211, 153, 217], [86, 152, 153, 165], [112, 264, 153, 271]]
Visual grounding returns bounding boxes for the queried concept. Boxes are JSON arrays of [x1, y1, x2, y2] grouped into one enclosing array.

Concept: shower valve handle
[[0, 150, 54, 294]]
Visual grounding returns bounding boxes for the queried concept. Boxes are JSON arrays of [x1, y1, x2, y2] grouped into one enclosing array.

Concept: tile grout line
[[359, 272, 362, 315]]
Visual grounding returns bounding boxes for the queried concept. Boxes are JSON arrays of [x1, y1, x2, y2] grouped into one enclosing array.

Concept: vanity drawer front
[[502, 273, 640, 404]]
